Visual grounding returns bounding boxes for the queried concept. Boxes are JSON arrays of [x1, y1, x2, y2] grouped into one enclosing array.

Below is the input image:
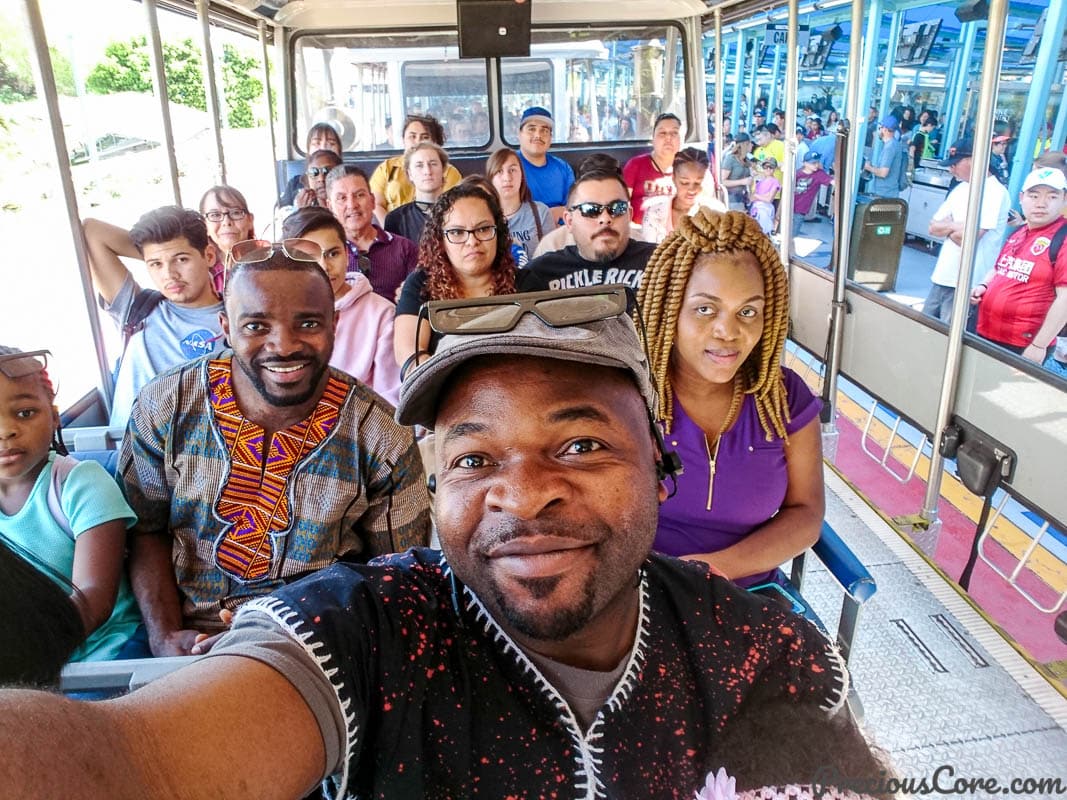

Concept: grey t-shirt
[[102, 275, 224, 428], [209, 608, 627, 775], [507, 200, 554, 267], [721, 153, 750, 204]]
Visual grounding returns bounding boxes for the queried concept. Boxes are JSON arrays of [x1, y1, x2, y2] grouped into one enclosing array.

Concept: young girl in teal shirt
[[0, 347, 142, 662]]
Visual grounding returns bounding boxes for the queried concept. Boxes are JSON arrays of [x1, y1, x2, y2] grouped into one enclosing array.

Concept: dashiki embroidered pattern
[[208, 358, 351, 581]]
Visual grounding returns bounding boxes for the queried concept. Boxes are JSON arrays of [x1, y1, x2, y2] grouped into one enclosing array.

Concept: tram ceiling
[[207, 0, 710, 28]]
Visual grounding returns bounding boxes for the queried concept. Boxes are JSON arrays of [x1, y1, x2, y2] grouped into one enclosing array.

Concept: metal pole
[[714, 8, 725, 200], [731, 30, 745, 129], [877, 9, 903, 123], [943, 22, 976, 154], [769, 40, 783, 114], [258, 21, 278, 171], [196, 0, 226, 184], [144, 0, 182, 205], [747, 33, 760, 126], [1052, 68, 1067, 154], [20, 0, 113, 409], [778, 0, 799, 266], [921, 0, 1009, 528], [852, 0, 883, 199], [820, 0, 867, 460]]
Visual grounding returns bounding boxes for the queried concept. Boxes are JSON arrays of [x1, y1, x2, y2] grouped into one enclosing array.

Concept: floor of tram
[[811, 469, 1067, 798]]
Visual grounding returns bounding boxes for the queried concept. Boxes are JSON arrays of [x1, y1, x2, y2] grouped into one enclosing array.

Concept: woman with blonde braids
[[639, 208, 824, 590]]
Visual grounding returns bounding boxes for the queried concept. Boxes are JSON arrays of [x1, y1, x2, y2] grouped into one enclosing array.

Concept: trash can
[[847, 197, 908, 292]]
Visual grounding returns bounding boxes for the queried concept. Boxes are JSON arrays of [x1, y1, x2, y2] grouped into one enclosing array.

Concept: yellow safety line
[[787, 359, 1067, 593]]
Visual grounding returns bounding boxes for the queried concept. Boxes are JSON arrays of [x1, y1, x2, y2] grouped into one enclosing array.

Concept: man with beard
[[0, 292, 846, 798], [120, 251, 431, 656], [525, 171, 657, 291]]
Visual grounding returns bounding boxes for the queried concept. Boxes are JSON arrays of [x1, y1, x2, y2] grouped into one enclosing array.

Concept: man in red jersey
[[971, 167, 1067, 368]]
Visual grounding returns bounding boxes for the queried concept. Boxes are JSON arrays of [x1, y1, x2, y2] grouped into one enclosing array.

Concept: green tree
[[85, 36, 271, 126], [85, 37, 151, 95], [221, 43, 262, 128], [0, 11, 76, 103]]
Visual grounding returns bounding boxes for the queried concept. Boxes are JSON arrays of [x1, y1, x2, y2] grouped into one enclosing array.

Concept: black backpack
[[112, 289, 164, 382]]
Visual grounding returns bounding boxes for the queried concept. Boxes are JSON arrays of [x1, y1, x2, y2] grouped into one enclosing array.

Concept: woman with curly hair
[[393, 183, 538, 371], [638, 208, 824, 591]]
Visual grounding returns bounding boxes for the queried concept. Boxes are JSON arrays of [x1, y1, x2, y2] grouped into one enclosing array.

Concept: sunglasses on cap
[[567, 200, 631, 219], [0, 349, 50, 380], [204, 209, 248, 223], [227, 238, 323, 268], [424, 285, 631, 335]]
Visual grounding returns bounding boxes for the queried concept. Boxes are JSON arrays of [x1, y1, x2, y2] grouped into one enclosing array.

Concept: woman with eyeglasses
[[639, 148, 724, 244], [370, 114, 463, 223], [383, 142, 450, 245], [622, 112, 684, 225], [638, 208, 823, 599], [393, 183, 538, 372], [486, 147, 553, 267], [199, 186, 256, 294], [279, 122, 344, 206]]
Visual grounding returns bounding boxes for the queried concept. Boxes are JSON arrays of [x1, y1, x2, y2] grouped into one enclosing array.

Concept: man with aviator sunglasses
[[526, 170, 656, 293], [120, 241, 430, 658]]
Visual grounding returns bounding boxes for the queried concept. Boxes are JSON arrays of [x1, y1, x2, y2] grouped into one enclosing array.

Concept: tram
[[1, 0, 1066, 794]]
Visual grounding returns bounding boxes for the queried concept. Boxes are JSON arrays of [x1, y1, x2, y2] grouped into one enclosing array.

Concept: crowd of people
[[717, 96, 1067, 375], [0, 98, 1063, 797]]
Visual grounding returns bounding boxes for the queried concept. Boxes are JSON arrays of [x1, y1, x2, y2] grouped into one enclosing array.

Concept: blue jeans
[[923, 284, 955, 323]]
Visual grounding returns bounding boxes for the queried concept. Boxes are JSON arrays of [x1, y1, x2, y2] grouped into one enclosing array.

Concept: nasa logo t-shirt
[[103, 276, 224, 427]]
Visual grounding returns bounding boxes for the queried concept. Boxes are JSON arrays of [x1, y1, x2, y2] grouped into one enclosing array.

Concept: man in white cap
[[517, 105, 575, 217], [971, 166, 1067, 370], [0, 287, 847, 798]]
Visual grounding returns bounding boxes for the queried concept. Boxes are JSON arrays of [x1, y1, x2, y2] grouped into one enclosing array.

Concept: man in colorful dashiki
[[119, 250, 431, 657]]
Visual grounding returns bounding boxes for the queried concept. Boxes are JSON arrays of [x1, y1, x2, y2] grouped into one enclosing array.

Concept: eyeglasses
[[307, 166, 333, 178], [425, 285, 630, 334], [227, 238, 323, 267], [204, 209, 249, 223], [443, 225, 497, 245], [567, 200, 630, 219], [0, 349, 50, 380]]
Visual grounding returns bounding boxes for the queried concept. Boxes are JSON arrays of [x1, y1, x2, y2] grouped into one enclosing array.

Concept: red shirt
[[622, 153, 674, 225], [978, 219, 1067, 348]]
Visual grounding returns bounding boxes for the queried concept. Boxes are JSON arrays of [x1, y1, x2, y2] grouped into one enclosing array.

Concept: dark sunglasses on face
[[307, 166, 332, 178], [204, 209, 248, 223], [0, 349, 50, 380], [567, 200, 630, 219]]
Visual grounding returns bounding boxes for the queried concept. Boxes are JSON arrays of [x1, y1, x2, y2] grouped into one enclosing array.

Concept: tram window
[[499, 24, 688, 146], [293, 31, 490, 153], [401, 61, 491, 148]]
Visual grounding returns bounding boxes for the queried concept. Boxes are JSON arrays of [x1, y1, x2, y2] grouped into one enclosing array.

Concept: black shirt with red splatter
[[210, 548, 847, 799]]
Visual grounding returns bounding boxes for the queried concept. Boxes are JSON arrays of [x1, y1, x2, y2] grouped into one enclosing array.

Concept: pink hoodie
[[331, 273, 402, 406]]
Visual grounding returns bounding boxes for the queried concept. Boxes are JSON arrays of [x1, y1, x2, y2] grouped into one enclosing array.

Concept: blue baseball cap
[[879, 115, 899, 130], [803, 151, 822, 162], [520, 107, 553, 129]]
